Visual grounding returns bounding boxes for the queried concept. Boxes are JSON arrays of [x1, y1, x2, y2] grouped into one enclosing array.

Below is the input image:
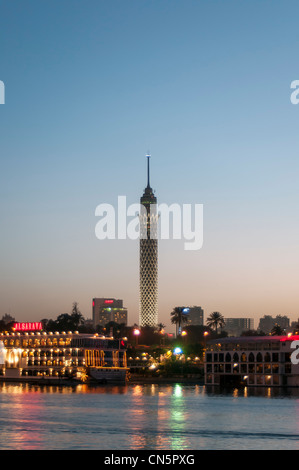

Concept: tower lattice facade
[[139, 155, 158, 327]]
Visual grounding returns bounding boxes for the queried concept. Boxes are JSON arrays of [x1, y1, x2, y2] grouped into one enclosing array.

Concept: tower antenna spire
[[146, 152, 151, 188]]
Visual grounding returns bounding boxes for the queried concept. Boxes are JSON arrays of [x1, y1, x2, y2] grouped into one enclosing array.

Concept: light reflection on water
[[0, 382, 299, 449]]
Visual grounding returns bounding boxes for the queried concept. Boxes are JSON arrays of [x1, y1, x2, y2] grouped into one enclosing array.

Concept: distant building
[[258, 315, 290, 334], [83, 318, 94, 330], [223, 318, 254, 336], [172, 306, 204, 336], [92, 298, 128, 328], [1, 314, 15, 325], [290, 319, 299, 334], [182, 306, 204, 326]]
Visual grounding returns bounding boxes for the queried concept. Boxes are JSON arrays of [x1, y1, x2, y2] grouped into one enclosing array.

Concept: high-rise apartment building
[[258, 315, 290, 334], [139, 154, 158, 327], [177, 306, 204, 326], [92, 298, 128, 328], [223, 318, 254, 336]]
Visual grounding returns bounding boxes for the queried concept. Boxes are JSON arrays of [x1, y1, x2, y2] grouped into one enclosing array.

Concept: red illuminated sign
[[104, 300, 114, 304], [280, 335, 299, 341], [13, 322, 43, 331]]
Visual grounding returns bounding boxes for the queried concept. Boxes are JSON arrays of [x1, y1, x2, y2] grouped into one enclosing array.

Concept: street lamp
[[203, 331, 209, 358], [159, 328, 165, 346], [133, 328, 140, 346], [173, 347, 183, 355]]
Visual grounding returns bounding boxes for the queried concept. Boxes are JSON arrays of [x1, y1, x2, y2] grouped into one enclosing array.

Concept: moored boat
[[0, 328, 128, 384]]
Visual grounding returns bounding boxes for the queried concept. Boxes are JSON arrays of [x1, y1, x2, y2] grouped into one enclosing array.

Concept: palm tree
[[157, 322, 166, 333], [170, 307, 189, 336], [157, 322, 166, 345], [71, 302, 84, 329], [271, 324, 284, 336], [206, 312, 225, 334]]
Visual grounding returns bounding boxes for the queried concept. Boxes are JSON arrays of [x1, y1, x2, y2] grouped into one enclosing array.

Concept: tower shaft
[[139, 155, 158, 327]]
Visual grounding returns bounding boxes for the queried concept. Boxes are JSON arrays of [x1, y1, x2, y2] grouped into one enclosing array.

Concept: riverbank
[[128, 374, 204, 384], [0, 374, 204, 386]]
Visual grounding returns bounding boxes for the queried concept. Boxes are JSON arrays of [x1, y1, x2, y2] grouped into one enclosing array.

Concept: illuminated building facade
[[139, 155, 158, 327], [0, 330, 128, 383], [205, 335, 299, 387], [92, 298, 128, 328]]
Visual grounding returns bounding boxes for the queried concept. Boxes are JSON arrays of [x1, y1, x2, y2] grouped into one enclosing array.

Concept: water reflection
[[169, 384, 188, 450], [204, 384, 299, 398], [0, 382, 299, 449], [3, 382, 299, 398], [108, 383, 191, 450]]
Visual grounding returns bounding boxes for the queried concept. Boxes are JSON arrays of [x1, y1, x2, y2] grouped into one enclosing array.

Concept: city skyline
[[1, 1, 299, 331]]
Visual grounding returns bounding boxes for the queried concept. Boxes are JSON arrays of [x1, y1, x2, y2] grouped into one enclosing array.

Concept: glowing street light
[[202, 331, 210, 359], [133, 328, 140, 346], [173, 347, 183, 355]]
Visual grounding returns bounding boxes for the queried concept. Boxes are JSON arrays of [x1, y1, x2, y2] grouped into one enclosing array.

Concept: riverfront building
[[205, 335, 299, 387], [139, 154, 158, 327]]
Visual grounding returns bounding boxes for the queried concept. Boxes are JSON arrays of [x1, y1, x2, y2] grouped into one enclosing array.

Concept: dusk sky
[[1, 0, 299, 331]]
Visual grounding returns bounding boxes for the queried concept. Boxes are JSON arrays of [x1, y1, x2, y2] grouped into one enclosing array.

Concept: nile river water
[[0, 382, 299, 450]]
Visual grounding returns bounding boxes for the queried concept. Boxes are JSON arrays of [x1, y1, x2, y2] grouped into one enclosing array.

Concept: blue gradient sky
[[1, 0, 299, 330]]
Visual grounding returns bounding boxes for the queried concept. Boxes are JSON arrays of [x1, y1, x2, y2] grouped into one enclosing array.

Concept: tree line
[[170, 307, 295, 337], [1, 303, 296, 339]]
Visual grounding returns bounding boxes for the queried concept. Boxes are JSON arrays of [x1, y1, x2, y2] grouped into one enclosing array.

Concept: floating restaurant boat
[[0, 324, 129, 384], [205, 335, 299, 387]]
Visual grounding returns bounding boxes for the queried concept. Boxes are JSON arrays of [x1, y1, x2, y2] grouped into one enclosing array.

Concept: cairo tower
[[139, 154, 158, 327]]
